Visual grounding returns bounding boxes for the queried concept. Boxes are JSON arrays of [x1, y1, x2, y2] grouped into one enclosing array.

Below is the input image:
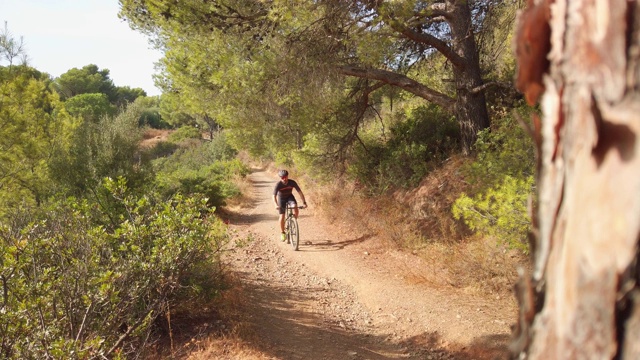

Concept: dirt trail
[[222, 169, 516, 359]]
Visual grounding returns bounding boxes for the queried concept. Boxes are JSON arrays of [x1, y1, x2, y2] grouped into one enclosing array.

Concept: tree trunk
[[512, 0, 640, 358], [452, 68, 490, 156], [449, 0, 490, 155]]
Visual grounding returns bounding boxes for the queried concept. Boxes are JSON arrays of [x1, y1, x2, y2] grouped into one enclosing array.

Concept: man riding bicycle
[[273, 169, 307, 242]]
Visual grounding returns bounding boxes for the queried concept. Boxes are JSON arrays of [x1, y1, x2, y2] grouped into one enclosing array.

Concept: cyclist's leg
[[277, 198, 287, 240], [284, 196, 297, 218], [290, 196, 299, 218]]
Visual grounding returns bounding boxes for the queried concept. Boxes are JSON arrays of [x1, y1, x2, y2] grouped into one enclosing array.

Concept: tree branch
[[379, 4, 464, 68], [469, 81, 515, 94], [394, 26, 465, 68], [337, 65, 455, 113]]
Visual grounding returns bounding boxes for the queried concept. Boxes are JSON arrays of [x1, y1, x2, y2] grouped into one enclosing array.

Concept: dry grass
[[420, 236, 528, 296], [146, 273, 271, 360], [142, 128, 171, 140], [179, 278, 271, 360], [184, 340, 269, 360], [140, 128, 173, 148], [309, 155, 528, 297], [222, 173, 257, 211]]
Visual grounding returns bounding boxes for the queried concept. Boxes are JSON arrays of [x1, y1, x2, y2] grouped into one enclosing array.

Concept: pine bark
[[448, 0, 490, 155], [512, 0, 640, 358]]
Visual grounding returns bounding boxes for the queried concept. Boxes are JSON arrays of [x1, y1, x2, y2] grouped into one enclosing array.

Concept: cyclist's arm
[[297, 189, 307, 206], [273, 194, 279, 208]]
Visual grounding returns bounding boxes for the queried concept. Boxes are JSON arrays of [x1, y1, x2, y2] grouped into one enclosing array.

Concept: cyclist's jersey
[[274, 179, 301, 199]]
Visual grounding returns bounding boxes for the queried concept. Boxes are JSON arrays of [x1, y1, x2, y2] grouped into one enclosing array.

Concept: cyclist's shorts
[[278, 195, 297, 215]]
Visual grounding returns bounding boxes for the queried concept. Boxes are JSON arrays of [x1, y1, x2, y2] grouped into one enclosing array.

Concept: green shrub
[[153, 135, 249, 207], [346, 104, 460, 194], [0, 178, 227, 359], [168, 125, 201, 142], [346, 141, 387, 191], [64, 93, 116, 122], [49, 102, 153, 196], [138, 107, 169, 129], [453, 175, 534, 251], [146, 141, 179, 159], [464, 108, 536, 192], [154, 159, 248, 208], [206, 131, 240, 161], [452, 110, 537, 251]]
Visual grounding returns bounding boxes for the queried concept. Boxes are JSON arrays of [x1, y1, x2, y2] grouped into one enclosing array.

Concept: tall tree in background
[[54, 64, 147, 106], [511, 0, 640, 358], [115, 85, 147, 107], [54, 64, 118, 101], [119, 0, 519, 155], [64, 93, 115, 122]]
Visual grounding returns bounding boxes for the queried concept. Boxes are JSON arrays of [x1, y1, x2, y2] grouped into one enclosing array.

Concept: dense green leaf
[[0, 179, 227, 359]]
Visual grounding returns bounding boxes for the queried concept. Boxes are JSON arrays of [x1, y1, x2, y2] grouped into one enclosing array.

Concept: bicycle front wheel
[[287, 216, 299, 251]]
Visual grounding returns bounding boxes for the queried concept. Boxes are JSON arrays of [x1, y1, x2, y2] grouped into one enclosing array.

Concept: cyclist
[[273, 169, 307, 242]]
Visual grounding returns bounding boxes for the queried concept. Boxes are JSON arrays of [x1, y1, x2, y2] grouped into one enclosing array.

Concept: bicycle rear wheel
[[287, 216, 299, 250]]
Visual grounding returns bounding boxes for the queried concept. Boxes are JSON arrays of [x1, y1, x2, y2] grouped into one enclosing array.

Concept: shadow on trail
[[224, 211, 275, 225], [251, 179, 274, 186], [297, 234, 373, 252], [234, 270, 412, 359], [231, 270, 511, 360], [245, 279, 392, 358], [401, 332, 511, 359]]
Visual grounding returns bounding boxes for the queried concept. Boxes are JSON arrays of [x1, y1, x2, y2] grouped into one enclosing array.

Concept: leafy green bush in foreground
[[453, 175, 534, 252], [0, 177, 227, 359], [452, 111, 536, 252]]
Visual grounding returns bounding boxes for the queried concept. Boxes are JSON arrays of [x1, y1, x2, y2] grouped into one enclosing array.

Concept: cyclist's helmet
[[278, 169, 289, 178]]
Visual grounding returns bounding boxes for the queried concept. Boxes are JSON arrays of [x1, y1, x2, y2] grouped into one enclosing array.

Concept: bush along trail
[[210, 169, 517, 360]]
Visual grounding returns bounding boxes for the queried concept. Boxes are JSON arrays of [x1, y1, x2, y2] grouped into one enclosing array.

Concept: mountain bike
[[285, 201, 305, 251]]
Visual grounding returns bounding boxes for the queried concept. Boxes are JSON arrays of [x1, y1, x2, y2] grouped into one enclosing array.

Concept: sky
[[0, 0, 163, 96]]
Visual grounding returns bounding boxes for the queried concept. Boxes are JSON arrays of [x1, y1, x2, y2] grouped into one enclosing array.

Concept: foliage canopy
[[119, 0, 524, 159]]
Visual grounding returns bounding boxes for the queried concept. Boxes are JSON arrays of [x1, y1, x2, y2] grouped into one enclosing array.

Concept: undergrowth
[[309, 157, 526, 297], [0, 178, 228, 359]]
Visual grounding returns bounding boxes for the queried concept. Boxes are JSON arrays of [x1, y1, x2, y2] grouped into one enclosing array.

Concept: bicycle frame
[[284, 201, 304, 250]]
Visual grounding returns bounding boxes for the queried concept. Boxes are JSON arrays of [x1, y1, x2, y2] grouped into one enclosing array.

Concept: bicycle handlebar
[[285, 204, 306, 209]]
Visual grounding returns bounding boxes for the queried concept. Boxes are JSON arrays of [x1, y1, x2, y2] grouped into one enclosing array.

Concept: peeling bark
[[512, 0, 640, 358]]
